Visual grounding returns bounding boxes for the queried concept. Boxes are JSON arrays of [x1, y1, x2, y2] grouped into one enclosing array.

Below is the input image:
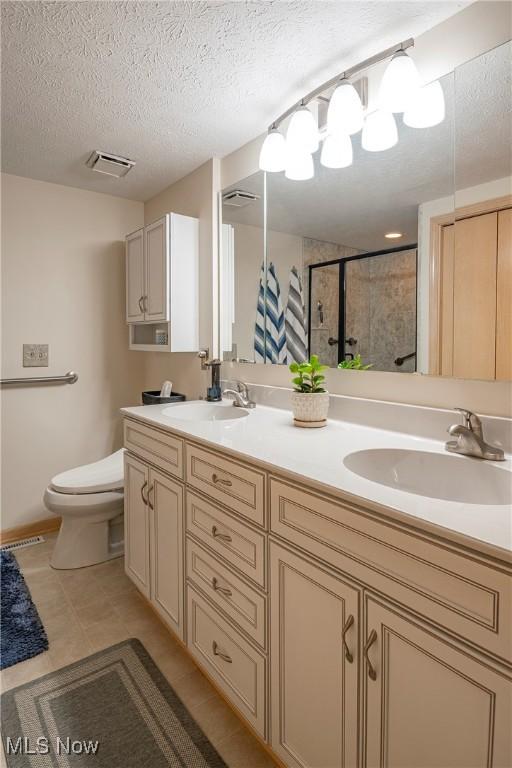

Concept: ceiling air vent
[[222, 190, 260, 207], [86, 150, 135, 178]]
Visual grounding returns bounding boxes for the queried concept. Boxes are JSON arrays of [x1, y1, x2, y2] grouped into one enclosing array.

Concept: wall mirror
[[220, 40, 511, 381]]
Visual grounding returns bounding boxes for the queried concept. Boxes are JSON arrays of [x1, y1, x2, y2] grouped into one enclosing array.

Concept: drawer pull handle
[[212, 641, 232, 663], [341, 614, 354, 664], [140, 481, 148, 506], [212, 577, 232, 597], [364, 629, 378, 681], [212, 473, 233, 487], [211, 525, 232, 543], [147, 483, 154, 510]]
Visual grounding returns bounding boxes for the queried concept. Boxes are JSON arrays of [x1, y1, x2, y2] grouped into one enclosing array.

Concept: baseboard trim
[[0, 516, 61, 545]]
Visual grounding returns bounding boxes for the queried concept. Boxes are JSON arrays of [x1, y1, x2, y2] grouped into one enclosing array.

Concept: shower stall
[[307, 245, 418, 372]]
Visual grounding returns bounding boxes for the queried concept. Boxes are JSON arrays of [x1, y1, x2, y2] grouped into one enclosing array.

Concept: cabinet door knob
[[364, 629, 378, 681], [140, 480, 148, 505], [147, 483, 154, 510], [211, 525, 232, 543], [212, 641, 232, 663], [212, 577, 232, 597], [341, 614, 354, 663], [212, 473, 232, 487]]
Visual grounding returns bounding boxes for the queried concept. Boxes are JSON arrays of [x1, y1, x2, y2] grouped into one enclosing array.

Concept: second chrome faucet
[[223, 380, 256, 409], [446, 408, 505, 461]]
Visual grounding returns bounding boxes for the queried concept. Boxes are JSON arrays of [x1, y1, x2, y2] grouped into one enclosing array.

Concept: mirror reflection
[[220, 41, 511, 381]]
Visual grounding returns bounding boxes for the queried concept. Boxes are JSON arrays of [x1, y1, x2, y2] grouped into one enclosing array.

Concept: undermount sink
[[163, 402, 249, 422], [344, 448, 511, 505]]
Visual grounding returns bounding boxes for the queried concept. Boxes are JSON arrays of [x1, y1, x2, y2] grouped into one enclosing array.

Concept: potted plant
[[338, 354, 373, 370], [289, 355, 330, 428]]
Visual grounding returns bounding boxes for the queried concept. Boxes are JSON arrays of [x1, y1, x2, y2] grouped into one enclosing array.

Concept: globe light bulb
[[361, 110, 398, 152], [286, 105, 319, 153], [327, 79, 363, 136], [403, 80, 445, 128], [379, 50, 420, 113], [259, 127, 286, 172], [320, 133, 353, 169]]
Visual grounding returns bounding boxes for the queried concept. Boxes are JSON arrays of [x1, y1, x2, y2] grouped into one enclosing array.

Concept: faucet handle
[[453, 408, 483, 437]]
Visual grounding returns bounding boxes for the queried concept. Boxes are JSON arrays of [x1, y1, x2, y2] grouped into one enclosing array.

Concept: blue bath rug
[[0, 550, 48, 670]]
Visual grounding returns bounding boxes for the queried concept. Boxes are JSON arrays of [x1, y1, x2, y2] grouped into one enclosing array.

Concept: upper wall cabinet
[[126, 213, 199, 352]]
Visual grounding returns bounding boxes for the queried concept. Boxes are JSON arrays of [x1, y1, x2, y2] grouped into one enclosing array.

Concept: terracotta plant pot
[[291, 391, 330, 428]]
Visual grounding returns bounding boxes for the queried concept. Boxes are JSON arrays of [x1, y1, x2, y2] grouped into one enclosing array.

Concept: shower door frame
[[307, 243, 418, 366]]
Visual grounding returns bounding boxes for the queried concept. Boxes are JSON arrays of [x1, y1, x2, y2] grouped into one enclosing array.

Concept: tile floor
[[0, 534, 276, 768]]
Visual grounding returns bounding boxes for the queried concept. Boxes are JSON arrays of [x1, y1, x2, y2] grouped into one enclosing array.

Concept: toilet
[[44, 449, 125, 570]]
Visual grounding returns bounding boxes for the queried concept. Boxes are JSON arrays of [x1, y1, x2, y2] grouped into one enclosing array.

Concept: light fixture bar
[[269, 38, 414, 130]]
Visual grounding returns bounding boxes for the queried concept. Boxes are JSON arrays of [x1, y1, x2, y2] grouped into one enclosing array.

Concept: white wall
[[1, 173, 145, 530]]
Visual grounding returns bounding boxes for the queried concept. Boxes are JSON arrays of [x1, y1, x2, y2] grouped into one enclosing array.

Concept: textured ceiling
[[224, 42, 511, 252], [1, 0, 470, 201]]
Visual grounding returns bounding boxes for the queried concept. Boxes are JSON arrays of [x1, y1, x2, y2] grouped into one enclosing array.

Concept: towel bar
[[0, 371, 78, 386]]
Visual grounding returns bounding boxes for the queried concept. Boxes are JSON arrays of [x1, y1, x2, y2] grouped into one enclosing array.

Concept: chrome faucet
[[445, 408, 505, 461], [223, 380, 256, 409]]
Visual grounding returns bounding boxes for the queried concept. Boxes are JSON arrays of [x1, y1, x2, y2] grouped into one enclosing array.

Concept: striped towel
[[285, 266, 308, 364], [254, 262, 287, 364]]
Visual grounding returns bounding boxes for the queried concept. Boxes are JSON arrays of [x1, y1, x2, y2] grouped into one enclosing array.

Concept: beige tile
[[26, 578, 68, 609], [0, 652, 52, 692], [170, 668, 217, 710], [74, 595, 118, 629], [216, 727, 277, 768], [190, 694, 244, 747], [151, 641, 198, 683], [47, 632, 91, 671], [84, 615, 131, 653], [44, 605, 83, 642]]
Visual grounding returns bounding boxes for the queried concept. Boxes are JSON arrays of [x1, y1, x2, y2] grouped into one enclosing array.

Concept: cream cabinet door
[[149, 468, 184, 640], [270, 542, 360, 768], [126, 228, 145, 322], [364, 596, 512, 768], [145, 216, 169, 322], [124, 454, 150, 597]]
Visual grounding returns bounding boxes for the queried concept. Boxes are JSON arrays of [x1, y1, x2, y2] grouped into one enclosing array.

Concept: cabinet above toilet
[[126, 212, 199, 353]]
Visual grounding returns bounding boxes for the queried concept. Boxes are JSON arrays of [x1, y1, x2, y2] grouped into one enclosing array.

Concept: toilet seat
[[51, 449, 125, 494]]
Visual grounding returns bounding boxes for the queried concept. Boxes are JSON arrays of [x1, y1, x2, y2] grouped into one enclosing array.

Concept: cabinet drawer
[[187, 586, 266, 738], [124, 419, 183, 479], [186, 444, 265, 527], [186, 539, 266, 649], [186, 491, 266, 588], [270, 478, 512, 662]]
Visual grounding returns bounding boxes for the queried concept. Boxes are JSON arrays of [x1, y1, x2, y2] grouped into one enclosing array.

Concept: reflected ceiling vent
[[86, 150, 135, 178], [222, 190, 260, 207]]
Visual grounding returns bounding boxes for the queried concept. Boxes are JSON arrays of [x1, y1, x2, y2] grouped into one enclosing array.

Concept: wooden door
[[124, 454, 150, 597], [270, 542, 360, 768], [364, 596, 512, 768], [149, 468, 184, 639], [453, 213, 497, 379], [496, 209, 512, 380], [126, 228, 145, 322], [145, 216, 169, 322]]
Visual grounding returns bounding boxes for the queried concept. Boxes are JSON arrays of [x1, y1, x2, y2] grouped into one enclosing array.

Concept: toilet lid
[[51, 449, 125, 494]]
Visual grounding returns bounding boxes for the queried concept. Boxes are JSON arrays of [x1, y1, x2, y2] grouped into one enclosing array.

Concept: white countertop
[[121, 401, 512, 560]]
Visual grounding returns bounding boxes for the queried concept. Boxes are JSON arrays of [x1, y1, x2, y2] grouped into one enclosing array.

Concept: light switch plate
[[23, 344, 49, 367]]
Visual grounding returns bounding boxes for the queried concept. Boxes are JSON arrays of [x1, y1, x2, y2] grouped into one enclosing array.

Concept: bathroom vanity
[[121, 400, 511, 768]]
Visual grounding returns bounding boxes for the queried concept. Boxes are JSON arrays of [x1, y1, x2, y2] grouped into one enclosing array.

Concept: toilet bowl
[[45, 449, 125, 570]]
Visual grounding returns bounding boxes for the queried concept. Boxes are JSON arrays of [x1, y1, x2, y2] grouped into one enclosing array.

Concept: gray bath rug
[[1, 638, 228, 768]]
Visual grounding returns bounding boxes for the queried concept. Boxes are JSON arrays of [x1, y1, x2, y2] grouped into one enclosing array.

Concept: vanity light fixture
[[285, 146, 315, 181], [326, 78, 364, 136], [403, 80, 445, 128], [320, 133, 353, 169], [259, 36, 444, 179], [385, 231, 403, 239], [361, 110, 398, 152], [286, 103, 319, 154], [259, 126, 287, 172], [379, 49, 420, 113]]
